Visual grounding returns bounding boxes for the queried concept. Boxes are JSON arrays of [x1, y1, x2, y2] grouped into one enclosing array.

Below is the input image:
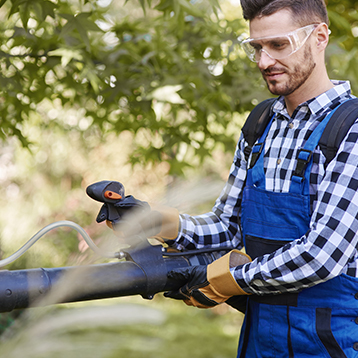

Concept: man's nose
[[257, 49, 276, 70]]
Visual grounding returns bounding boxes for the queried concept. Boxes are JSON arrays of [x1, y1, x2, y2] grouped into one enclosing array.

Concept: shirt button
[[353, 342, 358, 351], [277, 159, 281, 165], [355, 293, 358, 300], [288, 122, 294, 129], [355, 317, 358, 325]]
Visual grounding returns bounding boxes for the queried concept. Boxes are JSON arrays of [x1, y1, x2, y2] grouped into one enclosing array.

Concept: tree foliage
[[0, 0, 358, 175]]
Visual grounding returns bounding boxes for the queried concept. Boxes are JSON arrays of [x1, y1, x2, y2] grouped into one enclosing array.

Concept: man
[[102, 1, 358, 356], [164, 1, 358, 357]]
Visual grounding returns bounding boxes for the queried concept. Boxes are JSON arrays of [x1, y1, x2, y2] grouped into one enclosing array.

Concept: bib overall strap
[[246, 114, 276, 188], [289, 100, 353, 195]]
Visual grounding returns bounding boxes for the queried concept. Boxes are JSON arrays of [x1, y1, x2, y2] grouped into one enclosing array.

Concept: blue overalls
[[237, 102, 358, 357]]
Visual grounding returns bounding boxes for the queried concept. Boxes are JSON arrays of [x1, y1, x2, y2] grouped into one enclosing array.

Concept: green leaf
[[328, 10, 352, 31], [77, 24, 91, 51], [42, 0, 57, 19], [154, 0, 173, 12], [18, 1, 31, 29], [32, 1, 43, 22], [31, 0, 57, 23], [59, 13, 103, 51], [60, 17, 77, 37], [139, 0, 146, 14], [178, 0, 203, 17], [207, 0, 220, 18], [8, 0, 27, 18], [76, 13, 103, 32], [48, 48, 84, 67]]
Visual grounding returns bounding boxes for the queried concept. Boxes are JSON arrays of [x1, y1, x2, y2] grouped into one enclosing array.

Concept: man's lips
[[264, 72, 285, 80], [262, 68, 286, 81]]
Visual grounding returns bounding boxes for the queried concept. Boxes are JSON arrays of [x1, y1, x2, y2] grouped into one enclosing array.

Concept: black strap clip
[[293, 148, 313, 178], [248, 142, 264, 169]]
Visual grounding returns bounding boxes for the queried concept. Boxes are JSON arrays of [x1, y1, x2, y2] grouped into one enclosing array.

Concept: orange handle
[[104, 191, 122, 200]]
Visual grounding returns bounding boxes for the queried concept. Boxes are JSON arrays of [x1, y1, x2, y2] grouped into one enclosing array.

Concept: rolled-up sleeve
[[174, 134, 248, 251]]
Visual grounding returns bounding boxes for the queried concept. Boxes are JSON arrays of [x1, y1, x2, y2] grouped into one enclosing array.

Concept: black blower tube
[[0, 239, 235, 313], [0, 253, 189, 313]]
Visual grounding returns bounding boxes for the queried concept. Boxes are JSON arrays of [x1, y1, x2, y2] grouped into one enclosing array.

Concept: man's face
[[249, 10, 317, 97]]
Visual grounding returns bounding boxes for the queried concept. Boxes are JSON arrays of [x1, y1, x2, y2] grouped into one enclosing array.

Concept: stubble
[[262, 46, 316, 97]]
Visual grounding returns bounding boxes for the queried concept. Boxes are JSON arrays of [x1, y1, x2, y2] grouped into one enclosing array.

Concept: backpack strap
[[241, 97, 358, 169], [241, 98, 277, 162], [319, 98, 358, 166]]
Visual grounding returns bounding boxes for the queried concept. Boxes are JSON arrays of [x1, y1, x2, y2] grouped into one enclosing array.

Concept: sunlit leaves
[[59, 12, 103, 51], [326, 1, 358, 94], [8, 0, 56, 29], [1, 0, 358, 175]]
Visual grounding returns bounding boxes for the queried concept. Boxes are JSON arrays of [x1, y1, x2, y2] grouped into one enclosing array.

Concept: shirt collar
[[272, 80, 353, 119]]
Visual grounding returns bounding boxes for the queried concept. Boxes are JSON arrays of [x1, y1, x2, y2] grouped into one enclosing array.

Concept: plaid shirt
[[175, 81, 358, 295]]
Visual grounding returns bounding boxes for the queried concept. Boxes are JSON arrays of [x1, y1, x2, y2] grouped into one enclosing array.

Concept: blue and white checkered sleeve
[[173, 134, 248, 251]]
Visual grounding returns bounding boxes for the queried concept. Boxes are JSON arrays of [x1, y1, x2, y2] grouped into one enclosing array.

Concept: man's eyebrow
[[249, 40, 262, 48], [251, 35, 290, 44]]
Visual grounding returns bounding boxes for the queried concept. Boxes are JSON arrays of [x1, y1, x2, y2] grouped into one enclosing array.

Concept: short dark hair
[[241, 0, 329, 26]]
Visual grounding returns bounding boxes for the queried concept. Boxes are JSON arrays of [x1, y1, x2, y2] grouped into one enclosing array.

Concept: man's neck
[[284, 71, 334, 116]]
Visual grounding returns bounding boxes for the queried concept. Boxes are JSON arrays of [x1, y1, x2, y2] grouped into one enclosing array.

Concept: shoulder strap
[[319, 98, 358, 165], [241, 98, 277, 162], [241, 97, 358, 167]]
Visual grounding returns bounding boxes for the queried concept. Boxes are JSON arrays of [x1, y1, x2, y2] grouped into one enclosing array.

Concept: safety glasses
[[240, 24, 319, 63]]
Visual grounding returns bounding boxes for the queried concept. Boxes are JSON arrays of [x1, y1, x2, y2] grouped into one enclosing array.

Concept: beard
[[261, 45, 316, 96]]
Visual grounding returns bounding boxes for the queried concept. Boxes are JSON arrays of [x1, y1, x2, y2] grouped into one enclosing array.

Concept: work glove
[[105, 200, 179, 241], [164, 250, 251, 308], [86, 180, 179, 241]]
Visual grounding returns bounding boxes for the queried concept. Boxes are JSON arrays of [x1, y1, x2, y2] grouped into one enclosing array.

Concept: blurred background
[[0, 0, 357, 356]]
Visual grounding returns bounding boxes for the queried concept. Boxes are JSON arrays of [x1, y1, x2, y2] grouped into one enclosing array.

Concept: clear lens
[[242, 36, 295, 62], [241, 24, 318, 63]]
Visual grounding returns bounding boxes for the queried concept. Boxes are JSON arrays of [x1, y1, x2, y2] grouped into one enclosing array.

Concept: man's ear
[[315, 23, 330, 52]]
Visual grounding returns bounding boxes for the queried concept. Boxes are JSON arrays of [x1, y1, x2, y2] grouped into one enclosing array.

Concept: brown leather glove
[[164, 250, 251, 308]]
